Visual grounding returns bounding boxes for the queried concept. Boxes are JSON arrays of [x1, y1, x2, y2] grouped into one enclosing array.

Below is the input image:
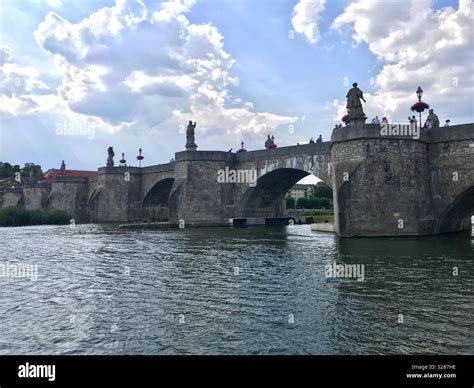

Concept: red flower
[[411, 101, 429, 112], [341, 114, 351, 122]]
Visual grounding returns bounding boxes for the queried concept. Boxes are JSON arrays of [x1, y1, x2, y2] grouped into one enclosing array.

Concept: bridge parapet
[[331, 123, 474, 144], [175, 150, 236, 162], [97, 166, 142, 174], [142, 162, 175, 173], [236, 142, 331, 161], [427, 123, 474, 143]]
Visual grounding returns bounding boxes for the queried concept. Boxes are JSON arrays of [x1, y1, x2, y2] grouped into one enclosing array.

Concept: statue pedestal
[[185, 143, 197, 151], [348, 115, 367, 125]]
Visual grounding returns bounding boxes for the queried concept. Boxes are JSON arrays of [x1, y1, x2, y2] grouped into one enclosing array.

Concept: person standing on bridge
[[316, 135, 323, 143], [371, 116, 380, 124], [423, 118, 433, 129]]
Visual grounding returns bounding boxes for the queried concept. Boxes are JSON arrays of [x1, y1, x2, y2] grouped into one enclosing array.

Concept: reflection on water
[[0, 224, 472, 355]]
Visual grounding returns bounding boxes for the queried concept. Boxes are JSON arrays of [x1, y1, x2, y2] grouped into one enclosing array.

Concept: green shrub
[[0, 208, 70, 227], [296, 197, 332, 209]]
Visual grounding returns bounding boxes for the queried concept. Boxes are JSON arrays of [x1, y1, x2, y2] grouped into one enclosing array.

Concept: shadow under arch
[[437, 186, 474, 233], [87, 188, 103, 223], [236, 167, 323, 218], [143, 178, 175, 221]]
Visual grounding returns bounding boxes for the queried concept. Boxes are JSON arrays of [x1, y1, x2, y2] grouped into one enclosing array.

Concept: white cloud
[[332, 0, 474, 124], [291, 0, 327, 44], [46, 0, 62, 9], [29, 0, 295, 144], [0, 46, 51, 115]]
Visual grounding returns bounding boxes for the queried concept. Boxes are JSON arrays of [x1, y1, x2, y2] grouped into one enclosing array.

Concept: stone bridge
[[3, 123, 473, 237]]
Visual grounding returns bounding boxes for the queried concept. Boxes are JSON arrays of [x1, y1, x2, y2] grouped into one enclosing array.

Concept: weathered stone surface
[[2, 188, 24, 208], [23, 184, 51, 211], [8, 123, 474, 236], [46, 177, 88, 222], [331, 123, 473, 236]]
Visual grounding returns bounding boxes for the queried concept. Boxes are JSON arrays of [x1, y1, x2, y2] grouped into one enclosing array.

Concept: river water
[[0, 224, 472, 355]]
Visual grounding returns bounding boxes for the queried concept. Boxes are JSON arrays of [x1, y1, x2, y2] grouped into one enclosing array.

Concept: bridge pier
[[88, 167, 144, 223], [331, 123, 473, 236], [331, 124, 435, 236], [169, 150, 237, 226]]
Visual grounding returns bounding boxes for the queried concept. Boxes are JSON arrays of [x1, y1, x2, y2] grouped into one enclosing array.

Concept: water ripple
[[0, 224, 472, 354]]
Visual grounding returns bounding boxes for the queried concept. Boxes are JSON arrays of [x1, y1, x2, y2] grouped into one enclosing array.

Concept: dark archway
[[236, 168, 310, 218], [87, 188, 102, 223], [143, 178, 175, 221], [437, 186, 474, 233]]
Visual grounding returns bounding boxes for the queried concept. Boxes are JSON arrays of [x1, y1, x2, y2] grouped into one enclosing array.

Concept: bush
[[0, 208, 70, 227], [311, 182, 332, 200], [296, 197, 332, 209], [286, 197, 295, 209]]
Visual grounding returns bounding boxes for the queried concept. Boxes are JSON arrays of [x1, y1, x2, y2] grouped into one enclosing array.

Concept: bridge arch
[[235, 167, 328, 218], [143, 178, 175, 221], [87, 188, 103, 223], [437, 186, 474, 233]]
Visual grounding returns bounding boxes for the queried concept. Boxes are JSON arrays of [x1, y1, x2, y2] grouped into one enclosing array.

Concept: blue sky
[[0, 0, 472, 177]]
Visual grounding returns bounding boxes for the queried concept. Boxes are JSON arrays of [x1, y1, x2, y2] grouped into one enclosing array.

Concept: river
[[0, 224, 472, 355]]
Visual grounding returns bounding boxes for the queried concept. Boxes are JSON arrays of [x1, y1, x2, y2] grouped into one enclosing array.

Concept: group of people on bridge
[[309, 135, 323, 144], [369, 109, 451, 129], [264, 135, 277, 149], [264, 134, 324, 149]]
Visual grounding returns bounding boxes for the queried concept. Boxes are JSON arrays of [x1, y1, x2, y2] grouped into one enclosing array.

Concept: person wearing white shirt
[[371, 116, 380, 124]]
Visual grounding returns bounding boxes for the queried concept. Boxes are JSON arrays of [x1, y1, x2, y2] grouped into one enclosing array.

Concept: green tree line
[[286, 182, 333, 210], [0, 162, 43, 179]]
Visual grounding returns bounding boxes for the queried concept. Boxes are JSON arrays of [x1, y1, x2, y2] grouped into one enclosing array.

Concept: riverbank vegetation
[[0, 208, 70, 227], [286, 181, 333, 210]]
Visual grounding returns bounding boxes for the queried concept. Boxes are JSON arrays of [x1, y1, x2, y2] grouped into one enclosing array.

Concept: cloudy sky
[[0, 0, 473, 173]]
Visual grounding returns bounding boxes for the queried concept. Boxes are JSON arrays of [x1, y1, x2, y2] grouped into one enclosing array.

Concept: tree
[[0, 162, 20, 178], [21, 163, 43, 179], [311, 181, 332, 200], [296, 197, 308, 209], [286, 197, 295, 209]]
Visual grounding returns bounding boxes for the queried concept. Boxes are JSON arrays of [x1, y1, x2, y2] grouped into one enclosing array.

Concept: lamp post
[[416, 86, 423, 126], [137, 148, 144, 167], [236, 141, 247, 153], [119, 153, 126, 166]]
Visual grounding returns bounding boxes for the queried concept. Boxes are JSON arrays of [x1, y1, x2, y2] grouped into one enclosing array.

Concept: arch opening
[[237, 168, 324, 218], [87, 188, 102, 223], [438, 186, 474, 234], [143, 178, 175, 222]]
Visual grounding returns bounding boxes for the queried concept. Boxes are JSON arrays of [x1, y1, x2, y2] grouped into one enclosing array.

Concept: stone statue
[[107, 147, 115, 166], [346, 82, 366, 122], [427, 109, 440, 128], [185, 121, 197, 150], [60, 160, 66, 175]]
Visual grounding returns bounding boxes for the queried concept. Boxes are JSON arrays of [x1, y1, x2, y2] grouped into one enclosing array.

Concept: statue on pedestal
[[346, 82, 367, 124], [427, 109, 440, 128], [60, 160, 66, 175], [107, 147, 115, 167], [185, 121, 197, 150]]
